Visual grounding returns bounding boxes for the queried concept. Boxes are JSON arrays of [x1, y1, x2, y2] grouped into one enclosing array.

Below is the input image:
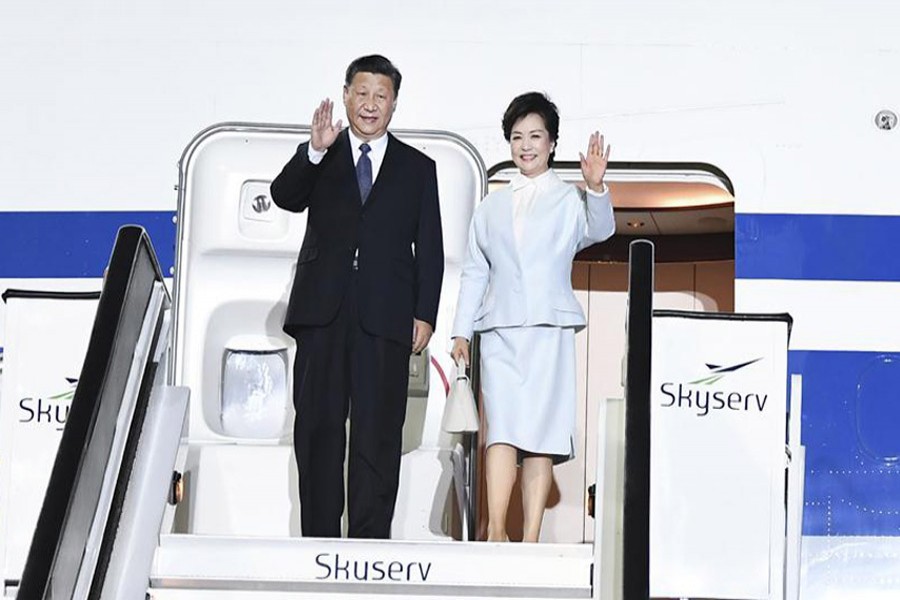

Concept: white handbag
[[441, 357, 480, 433]]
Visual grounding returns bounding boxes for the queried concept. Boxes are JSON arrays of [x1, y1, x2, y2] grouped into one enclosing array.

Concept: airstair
[[14, 226, 623, 599]]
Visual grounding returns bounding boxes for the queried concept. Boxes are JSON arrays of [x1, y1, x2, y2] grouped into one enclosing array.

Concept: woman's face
[[509, 113, 555, 178]]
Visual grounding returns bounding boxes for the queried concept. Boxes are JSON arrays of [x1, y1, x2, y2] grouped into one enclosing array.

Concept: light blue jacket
[[451, 171, 615, 341]]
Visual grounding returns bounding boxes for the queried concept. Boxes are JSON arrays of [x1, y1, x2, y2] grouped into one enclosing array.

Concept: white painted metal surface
[[152, 536, 593, 597], [100, 382, 189, 599], [736, 279, 900, 353]]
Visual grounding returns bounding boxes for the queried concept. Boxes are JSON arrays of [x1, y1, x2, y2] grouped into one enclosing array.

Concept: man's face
[[343, 72, 397, 142]]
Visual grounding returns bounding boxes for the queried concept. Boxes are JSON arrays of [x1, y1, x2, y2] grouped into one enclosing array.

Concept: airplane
[[1, 1, 899, 598]]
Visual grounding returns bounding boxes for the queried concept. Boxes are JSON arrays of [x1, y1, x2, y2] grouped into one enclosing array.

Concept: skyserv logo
[[19, 377, 76, 431], [659, 358, 769, 417], [314, 552, 432, 582]]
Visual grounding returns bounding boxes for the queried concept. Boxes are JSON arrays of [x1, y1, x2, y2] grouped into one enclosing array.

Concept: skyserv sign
[[152, 534, 594, 595], [649, 311, 791, 600], [0, 291, 99, 584]]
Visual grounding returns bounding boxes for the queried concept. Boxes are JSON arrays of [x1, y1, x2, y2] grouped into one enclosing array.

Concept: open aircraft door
[[164, 123, 486, 542], [147, 124, 608, 598]]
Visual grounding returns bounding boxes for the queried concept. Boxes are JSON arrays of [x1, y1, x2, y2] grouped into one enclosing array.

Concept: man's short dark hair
[[502, 92, 560, 165], [345, 54, 402, 96]]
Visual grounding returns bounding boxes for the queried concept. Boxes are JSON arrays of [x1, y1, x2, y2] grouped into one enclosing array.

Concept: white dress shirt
[[307, 129, 388, 181], [510, 170, 551, 249]]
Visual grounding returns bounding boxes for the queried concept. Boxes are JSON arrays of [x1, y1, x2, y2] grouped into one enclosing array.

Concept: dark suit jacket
[[271, 130, 443, 346]]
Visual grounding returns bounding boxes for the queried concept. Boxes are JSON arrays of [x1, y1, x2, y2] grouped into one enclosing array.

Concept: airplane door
[[171, 123, 487, 539]]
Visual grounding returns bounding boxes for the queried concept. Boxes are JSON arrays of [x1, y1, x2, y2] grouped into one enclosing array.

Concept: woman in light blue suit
[[451, 92, 615, 542]]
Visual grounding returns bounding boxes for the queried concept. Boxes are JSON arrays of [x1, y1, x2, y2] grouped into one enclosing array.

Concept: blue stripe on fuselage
[[737, 213, 900, 281], [0, 211, 176, 278]]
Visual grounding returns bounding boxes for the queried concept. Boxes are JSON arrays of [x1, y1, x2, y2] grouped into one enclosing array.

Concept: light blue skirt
[[479, 325, 576, 464]]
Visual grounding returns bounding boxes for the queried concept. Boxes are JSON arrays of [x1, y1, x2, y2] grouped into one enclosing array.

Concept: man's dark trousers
[[271, 130, 443, 539], [292, 272, 410, 539]]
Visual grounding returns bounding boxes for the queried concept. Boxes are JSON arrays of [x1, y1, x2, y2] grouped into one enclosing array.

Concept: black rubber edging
[[622, 239, 654, 600]]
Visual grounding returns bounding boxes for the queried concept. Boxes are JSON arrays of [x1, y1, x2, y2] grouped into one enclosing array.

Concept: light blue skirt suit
[[451, 170, 615, 462]]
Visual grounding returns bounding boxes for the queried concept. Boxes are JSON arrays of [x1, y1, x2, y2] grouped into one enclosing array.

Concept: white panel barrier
[[649, 311, 792, 600], [0, 291, 99, 586]]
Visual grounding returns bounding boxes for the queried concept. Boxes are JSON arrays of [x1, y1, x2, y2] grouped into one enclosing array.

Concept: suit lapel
[[326, 130, 363, 208]]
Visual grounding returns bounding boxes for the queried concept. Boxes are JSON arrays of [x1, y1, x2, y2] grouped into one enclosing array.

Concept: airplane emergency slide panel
[[17, 226, 174, 599]]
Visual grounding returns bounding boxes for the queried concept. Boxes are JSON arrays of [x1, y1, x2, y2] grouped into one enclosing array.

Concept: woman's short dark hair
[[345, 54, 402, 97], [502, 92, 560, 164]]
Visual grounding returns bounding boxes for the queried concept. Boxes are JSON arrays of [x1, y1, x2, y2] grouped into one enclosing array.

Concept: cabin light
[[626, 220, 645, 228]]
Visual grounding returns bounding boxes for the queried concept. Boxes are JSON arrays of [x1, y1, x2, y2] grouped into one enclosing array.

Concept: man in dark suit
[[270, 55, 443, 539]]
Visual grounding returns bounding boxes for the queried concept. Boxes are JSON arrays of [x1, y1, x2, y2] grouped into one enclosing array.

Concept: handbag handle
[[455, 357, 469, 381]]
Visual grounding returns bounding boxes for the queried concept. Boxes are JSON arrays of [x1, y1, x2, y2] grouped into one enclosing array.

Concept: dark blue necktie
[[356, 143, 373, 204]]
